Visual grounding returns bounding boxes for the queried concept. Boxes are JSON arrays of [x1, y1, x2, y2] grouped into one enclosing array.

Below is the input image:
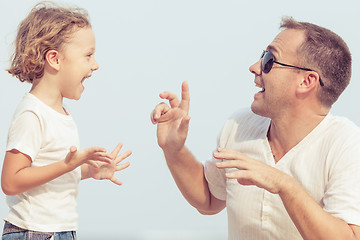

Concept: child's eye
[[86, 52, 94, 58]]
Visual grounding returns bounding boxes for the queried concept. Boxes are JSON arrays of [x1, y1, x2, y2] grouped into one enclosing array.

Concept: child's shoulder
[[12, 93, 72, 124], [12, 93, 55, 123], [13, 93, 42, 117]]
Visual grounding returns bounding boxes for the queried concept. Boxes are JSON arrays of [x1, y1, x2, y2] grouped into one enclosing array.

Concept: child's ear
[[45, 50, 60, 71]]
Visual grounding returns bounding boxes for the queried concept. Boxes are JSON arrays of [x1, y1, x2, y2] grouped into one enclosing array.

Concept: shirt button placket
[[262, 192, 271, 227]]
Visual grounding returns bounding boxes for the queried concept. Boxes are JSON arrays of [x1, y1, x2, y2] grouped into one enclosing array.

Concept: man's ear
[[45, 50, 60, 71], [296, 72, 320, 95]]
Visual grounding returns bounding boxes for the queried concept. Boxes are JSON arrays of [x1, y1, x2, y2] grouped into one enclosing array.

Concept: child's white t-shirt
[[5, 93, 81, 232]]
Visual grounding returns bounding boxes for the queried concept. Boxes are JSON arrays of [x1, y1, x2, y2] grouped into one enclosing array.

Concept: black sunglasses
[[261, 50, 324, 87]]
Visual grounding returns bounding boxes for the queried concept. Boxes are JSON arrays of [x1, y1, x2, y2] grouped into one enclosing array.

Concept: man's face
[[249, 29, 306, 118]]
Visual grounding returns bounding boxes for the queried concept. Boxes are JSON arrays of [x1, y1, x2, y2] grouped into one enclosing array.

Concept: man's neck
[[267, 108, 328, 163]]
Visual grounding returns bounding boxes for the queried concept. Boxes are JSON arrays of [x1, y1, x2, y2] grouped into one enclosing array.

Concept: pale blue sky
[[1, 0, 359, 239]]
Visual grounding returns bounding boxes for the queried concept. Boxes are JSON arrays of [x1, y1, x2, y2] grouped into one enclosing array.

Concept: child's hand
[[65, 146, 112, 170], [86, 143, 132, 185]]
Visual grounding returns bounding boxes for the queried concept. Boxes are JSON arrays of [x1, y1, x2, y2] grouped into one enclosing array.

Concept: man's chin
[[250, 103, 260, 114], [251, 104, 268, 118]]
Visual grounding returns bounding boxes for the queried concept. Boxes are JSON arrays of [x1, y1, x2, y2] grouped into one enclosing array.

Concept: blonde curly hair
[[7, 1, 91, 83]]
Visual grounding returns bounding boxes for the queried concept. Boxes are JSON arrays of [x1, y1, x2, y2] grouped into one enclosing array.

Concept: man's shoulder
[[218, 108, 270, 144], [318, 114, 360, 152], [326, 114, 360, 139]]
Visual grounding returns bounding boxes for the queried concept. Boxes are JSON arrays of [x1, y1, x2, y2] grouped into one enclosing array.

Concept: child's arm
[[81, 143, 132, 185], [1, 146, 111, 195]]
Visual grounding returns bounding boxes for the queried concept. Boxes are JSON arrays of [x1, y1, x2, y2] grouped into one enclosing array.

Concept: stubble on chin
[[251, 102, 271, 118]]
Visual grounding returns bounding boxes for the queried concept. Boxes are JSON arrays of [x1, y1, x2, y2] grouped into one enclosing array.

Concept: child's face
[[58, 27, 99, 100]]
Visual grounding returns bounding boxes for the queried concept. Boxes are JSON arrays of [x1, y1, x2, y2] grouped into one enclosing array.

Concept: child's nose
[[92, 59, 99, 71]]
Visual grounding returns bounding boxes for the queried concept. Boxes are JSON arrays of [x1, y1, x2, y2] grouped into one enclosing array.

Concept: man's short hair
[[280, 17, 351, 107]]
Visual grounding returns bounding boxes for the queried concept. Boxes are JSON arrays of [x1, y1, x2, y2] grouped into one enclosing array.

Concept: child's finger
[[96, 151, 112, 159], [115, 162, 130, 171], [110, 143, 123, 159], [88, 147, 107, 153], [110, 176, 123, 186], [87, 160, 99, 169], [94, 155, 112, 163], [115, 150, 132, 164], [70, 146, 77, 153], [64, 146, 78, 164]]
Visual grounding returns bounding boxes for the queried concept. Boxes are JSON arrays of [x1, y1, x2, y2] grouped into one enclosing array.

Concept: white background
[[1, 0, 359, 239]]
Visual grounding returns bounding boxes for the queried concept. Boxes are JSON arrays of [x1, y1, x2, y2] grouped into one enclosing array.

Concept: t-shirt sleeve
[[204, 157, 227, 201], [323, 140, 360, 226], [204, 117, 235, 201], [204, 108, 262, 202], [6, 111, 42, 161]]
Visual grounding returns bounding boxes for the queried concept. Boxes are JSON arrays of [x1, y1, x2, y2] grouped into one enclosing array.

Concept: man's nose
[[249, 58, 262, 76]]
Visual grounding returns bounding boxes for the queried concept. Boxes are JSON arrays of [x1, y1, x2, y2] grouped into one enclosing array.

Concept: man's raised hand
[[150, 81, 191, 153]]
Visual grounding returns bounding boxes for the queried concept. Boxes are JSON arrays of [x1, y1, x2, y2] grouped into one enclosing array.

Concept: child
[[1, 2, 132, 239]]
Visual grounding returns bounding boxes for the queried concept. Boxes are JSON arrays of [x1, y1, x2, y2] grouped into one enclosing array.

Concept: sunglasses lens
[[262, 51, 274, 74]]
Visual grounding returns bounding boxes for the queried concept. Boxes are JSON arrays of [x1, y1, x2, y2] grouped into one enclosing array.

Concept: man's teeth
[[256, 83, 263, 88], [255, 83, 265, 92]]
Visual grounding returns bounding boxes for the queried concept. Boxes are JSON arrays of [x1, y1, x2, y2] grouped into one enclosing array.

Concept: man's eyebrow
[[266, 45, 278, 54], [266, 45, 282, 59]]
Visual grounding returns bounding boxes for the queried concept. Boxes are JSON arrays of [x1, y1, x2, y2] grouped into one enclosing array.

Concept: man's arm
[[280, 178, 360, 240], [164, 146, 225, 214], [151, 81, 225, 214]]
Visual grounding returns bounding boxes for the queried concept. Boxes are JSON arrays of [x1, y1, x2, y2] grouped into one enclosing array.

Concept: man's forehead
[[267, 29, 305, 55]]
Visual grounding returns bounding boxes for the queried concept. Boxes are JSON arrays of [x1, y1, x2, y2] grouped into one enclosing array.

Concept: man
[[150, 17, 360, 239]]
